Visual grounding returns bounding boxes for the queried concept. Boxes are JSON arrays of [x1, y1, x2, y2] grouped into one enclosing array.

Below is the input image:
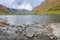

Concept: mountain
[[0, 4, 13, 15], [32, 0, 60, 15], [7, 8, 18, 14], [0, 4, 31, 15], [16, 9, 31, 15], [7, 8, 31, 15]]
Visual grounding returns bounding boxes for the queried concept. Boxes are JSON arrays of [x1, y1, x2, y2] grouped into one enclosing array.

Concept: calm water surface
[[0, 15, 60, 25]]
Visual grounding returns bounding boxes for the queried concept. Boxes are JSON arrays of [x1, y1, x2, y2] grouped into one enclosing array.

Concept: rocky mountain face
[[31, 0, 60, 15]]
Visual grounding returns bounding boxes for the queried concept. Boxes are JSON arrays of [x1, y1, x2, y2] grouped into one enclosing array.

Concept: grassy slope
[[0, 10, 12, 15], [31, 0, 60, 15]]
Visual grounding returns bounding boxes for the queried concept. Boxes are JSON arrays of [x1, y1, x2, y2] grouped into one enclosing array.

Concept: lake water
[[0, 15, 60, 25]]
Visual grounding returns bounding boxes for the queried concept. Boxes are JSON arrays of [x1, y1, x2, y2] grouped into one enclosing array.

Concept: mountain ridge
[[0, 4, 13, 15], [0, 4, 31, 15], [31, 0, 60, 15]]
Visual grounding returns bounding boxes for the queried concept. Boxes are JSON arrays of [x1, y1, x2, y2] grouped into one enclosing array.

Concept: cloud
[[13, 3, 33, 10], [0, 0, 45, 10], [10, 0, 33, 10], [0, 0, 14, 7]]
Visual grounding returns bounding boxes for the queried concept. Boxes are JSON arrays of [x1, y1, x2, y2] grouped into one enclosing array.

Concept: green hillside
[[31, 0, 60, 15]]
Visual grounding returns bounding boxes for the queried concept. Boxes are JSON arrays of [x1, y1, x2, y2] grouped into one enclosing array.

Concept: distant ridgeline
[[31, 0, 60, 15], [0, 4, 30, 15]]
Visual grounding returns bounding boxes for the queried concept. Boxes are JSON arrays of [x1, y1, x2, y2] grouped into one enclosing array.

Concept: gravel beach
[[0, 22, 60, 40]]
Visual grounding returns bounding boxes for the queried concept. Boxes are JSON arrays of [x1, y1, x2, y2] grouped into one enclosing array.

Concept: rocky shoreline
[[0, 23, 60, 40]]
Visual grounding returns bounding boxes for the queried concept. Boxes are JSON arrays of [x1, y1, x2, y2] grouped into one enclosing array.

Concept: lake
[[0, 15, 60, 25]]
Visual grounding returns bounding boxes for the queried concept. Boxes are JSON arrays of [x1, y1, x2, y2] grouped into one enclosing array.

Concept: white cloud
[[18, 3, 33, 10], [11, 3, 33, 11]]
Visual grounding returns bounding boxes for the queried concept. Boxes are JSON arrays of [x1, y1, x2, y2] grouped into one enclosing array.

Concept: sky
[[0, 0, 45, 10]]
